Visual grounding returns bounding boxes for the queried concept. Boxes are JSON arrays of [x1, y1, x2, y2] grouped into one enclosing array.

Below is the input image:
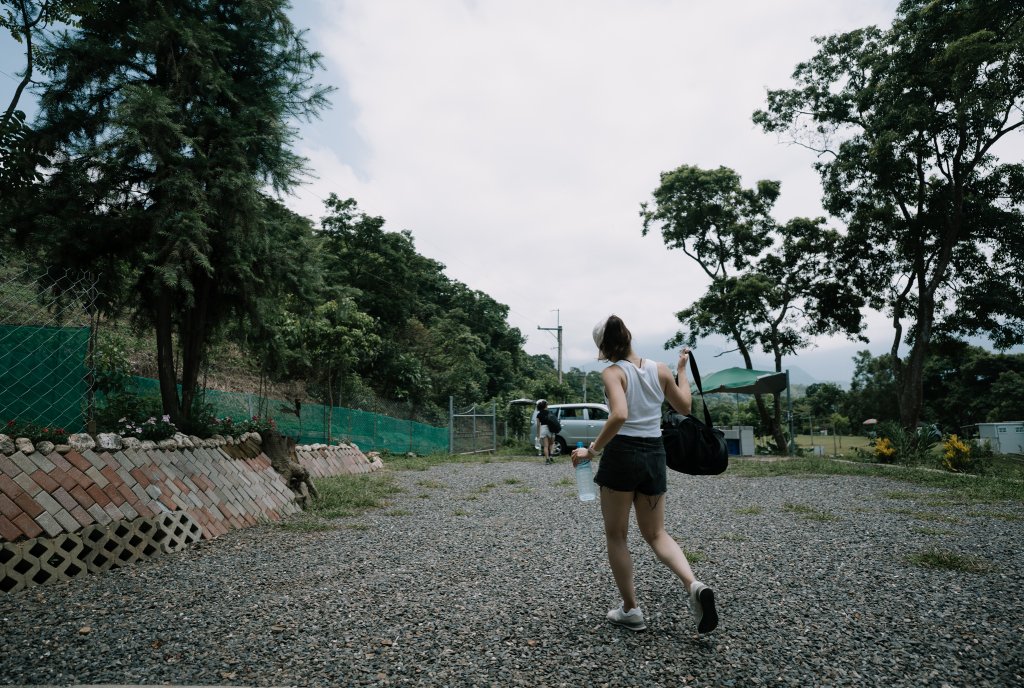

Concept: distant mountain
[[781, 365, 820, 387]]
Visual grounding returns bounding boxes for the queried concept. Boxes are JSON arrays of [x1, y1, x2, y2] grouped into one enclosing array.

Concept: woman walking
[[571, 314, 718, 634], [535, 399, 555, 464]]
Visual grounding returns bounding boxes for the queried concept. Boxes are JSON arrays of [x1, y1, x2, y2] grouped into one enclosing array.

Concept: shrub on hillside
[[206, 415, 277, 437], [94, 392, 164, 434], [3, 420, 69, 444], [116, 415, 177, 442]]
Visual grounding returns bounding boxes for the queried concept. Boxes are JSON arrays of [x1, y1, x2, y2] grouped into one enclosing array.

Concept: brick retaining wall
[[0, 434, 381, 592]]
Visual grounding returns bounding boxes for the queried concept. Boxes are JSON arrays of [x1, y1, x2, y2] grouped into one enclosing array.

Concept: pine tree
[[30, 0, 331, 425]]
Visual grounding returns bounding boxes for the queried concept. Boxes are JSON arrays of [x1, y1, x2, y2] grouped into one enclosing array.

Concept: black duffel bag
[[662, 353, 728, 475]]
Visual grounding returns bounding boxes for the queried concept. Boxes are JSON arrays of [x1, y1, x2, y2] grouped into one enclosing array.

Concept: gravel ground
[[1, 457, 1022, 687]]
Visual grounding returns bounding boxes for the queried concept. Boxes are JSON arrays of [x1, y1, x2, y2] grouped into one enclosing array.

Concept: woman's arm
[[573, 366, 627, 465], [661, 349, 693, 416]]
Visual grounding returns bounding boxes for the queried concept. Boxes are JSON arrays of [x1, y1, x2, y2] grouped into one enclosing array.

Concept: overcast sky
[[2, 0, 958, 385], [283, 0, 909, 384]]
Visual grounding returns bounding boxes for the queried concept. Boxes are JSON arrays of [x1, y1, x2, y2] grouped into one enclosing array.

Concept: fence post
[[449, 396, 454, 454], [86, 307, 98, 434], [492, 400, 497, 452], [471, 405, 477, 453]]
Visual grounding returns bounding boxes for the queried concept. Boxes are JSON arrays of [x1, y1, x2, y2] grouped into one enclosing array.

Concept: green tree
[[843, 351, 900, 428], [317, 195, 445, 329], [642, 165, 862, 451], [988, 371, 1024, 422], [754, 0, 1024, 430], [521, 354, 571, 404], [25, 0, 330, 425], [922, 338, 1024, 430], [829, 413, 852, 436], [440, 283, 526, 400], [0, 1, 91, 195], [316, 194, 528, 411], [805, 382, 847, 419], [418, 315, 489, 404], [317, 195, 456, 405], [281, 298, 382, 416], [563, 368, 605, 404], [1, 1, 85, 120]]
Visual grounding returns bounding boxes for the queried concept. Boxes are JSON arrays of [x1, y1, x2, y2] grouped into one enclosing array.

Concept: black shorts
[[593, 434, 667, 496]]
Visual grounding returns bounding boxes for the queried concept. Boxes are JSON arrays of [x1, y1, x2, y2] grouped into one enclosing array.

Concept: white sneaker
[[689, 581, 718, 634], [606, 604, 647, 631]]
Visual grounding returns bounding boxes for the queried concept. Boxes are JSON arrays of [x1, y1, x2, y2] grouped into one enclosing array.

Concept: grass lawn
[[791, 432, 872, 453], [285, 442, 1023, 528], [728, 455, 1024, 503]]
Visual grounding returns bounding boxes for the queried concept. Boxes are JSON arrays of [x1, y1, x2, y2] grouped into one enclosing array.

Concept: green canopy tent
[[692, 367, 795, 455], [696, 367, 787, 396]]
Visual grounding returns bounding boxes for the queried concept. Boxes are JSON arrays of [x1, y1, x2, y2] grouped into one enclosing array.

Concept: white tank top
[[613, 359, 664, 437]]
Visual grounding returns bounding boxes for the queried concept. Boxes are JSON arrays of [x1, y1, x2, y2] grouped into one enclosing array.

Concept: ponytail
[[597, 315, 632, 362]]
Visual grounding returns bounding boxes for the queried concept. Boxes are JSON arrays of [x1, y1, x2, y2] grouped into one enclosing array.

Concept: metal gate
[[449, 398, 496, 455]]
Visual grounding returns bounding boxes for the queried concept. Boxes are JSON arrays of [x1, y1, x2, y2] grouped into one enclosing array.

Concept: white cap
[[593, 317, 609, 349]]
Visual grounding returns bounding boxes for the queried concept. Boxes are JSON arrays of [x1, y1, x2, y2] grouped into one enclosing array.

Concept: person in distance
[[535, 399, 555, 465]]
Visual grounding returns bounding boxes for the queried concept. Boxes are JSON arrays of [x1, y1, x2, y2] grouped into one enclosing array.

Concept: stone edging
[[0, 430, 270, 458]]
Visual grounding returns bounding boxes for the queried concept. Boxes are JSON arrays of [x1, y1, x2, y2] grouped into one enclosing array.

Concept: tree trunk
[[729, 329, 788, 451], [2, 0, 34, 129], [770, 393, 787, 451], [179, 273, 211, 421], [155, 289, 182, 422], [753, 394, 787, 451], [262, 429, 295, 484], [769, 349, 788, 451], [897, 289, 935, 430]]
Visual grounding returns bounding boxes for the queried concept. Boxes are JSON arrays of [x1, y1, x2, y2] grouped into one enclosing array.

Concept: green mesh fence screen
[[129, 377, 448, 453], [0, 325, 91, 431]]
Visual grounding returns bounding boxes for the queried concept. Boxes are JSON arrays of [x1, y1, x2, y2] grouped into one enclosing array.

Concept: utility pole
[[538, 310, 563, 384]]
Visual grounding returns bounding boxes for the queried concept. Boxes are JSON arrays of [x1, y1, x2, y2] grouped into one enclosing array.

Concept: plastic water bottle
[[575, 442, 597, 501]]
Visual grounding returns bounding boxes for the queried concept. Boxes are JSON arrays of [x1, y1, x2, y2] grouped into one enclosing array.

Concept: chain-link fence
[[0, 267, 98, 433], [449, 398, 497, 454], [125, 377, 449, 454], [0, 265, 455, 453]]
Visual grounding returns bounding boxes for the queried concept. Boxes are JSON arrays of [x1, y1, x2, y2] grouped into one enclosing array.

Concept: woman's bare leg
[[600, 487, 639, 610], [633, 492, 696, 589]]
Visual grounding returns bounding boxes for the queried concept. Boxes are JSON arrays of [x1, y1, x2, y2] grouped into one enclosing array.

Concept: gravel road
[[1, 458, 1022, 687]]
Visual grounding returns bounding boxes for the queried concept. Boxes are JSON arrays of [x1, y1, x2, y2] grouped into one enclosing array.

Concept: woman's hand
[[570, 446, 593, 467], [677, 347, 691, 374]]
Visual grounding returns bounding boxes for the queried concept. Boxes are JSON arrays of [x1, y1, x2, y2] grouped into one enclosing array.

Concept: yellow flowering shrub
[[874, 437, 896, 463], [942, 434, 973, 473]]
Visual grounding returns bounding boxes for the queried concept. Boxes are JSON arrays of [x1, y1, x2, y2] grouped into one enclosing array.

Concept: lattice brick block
[[152, 511, 203, 553], [0, 541, 32, 594], [109, 519, 143, 567], [80, 524, 138, 573], [18, 535, 89, 587], [130, 517, 162, 559]]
